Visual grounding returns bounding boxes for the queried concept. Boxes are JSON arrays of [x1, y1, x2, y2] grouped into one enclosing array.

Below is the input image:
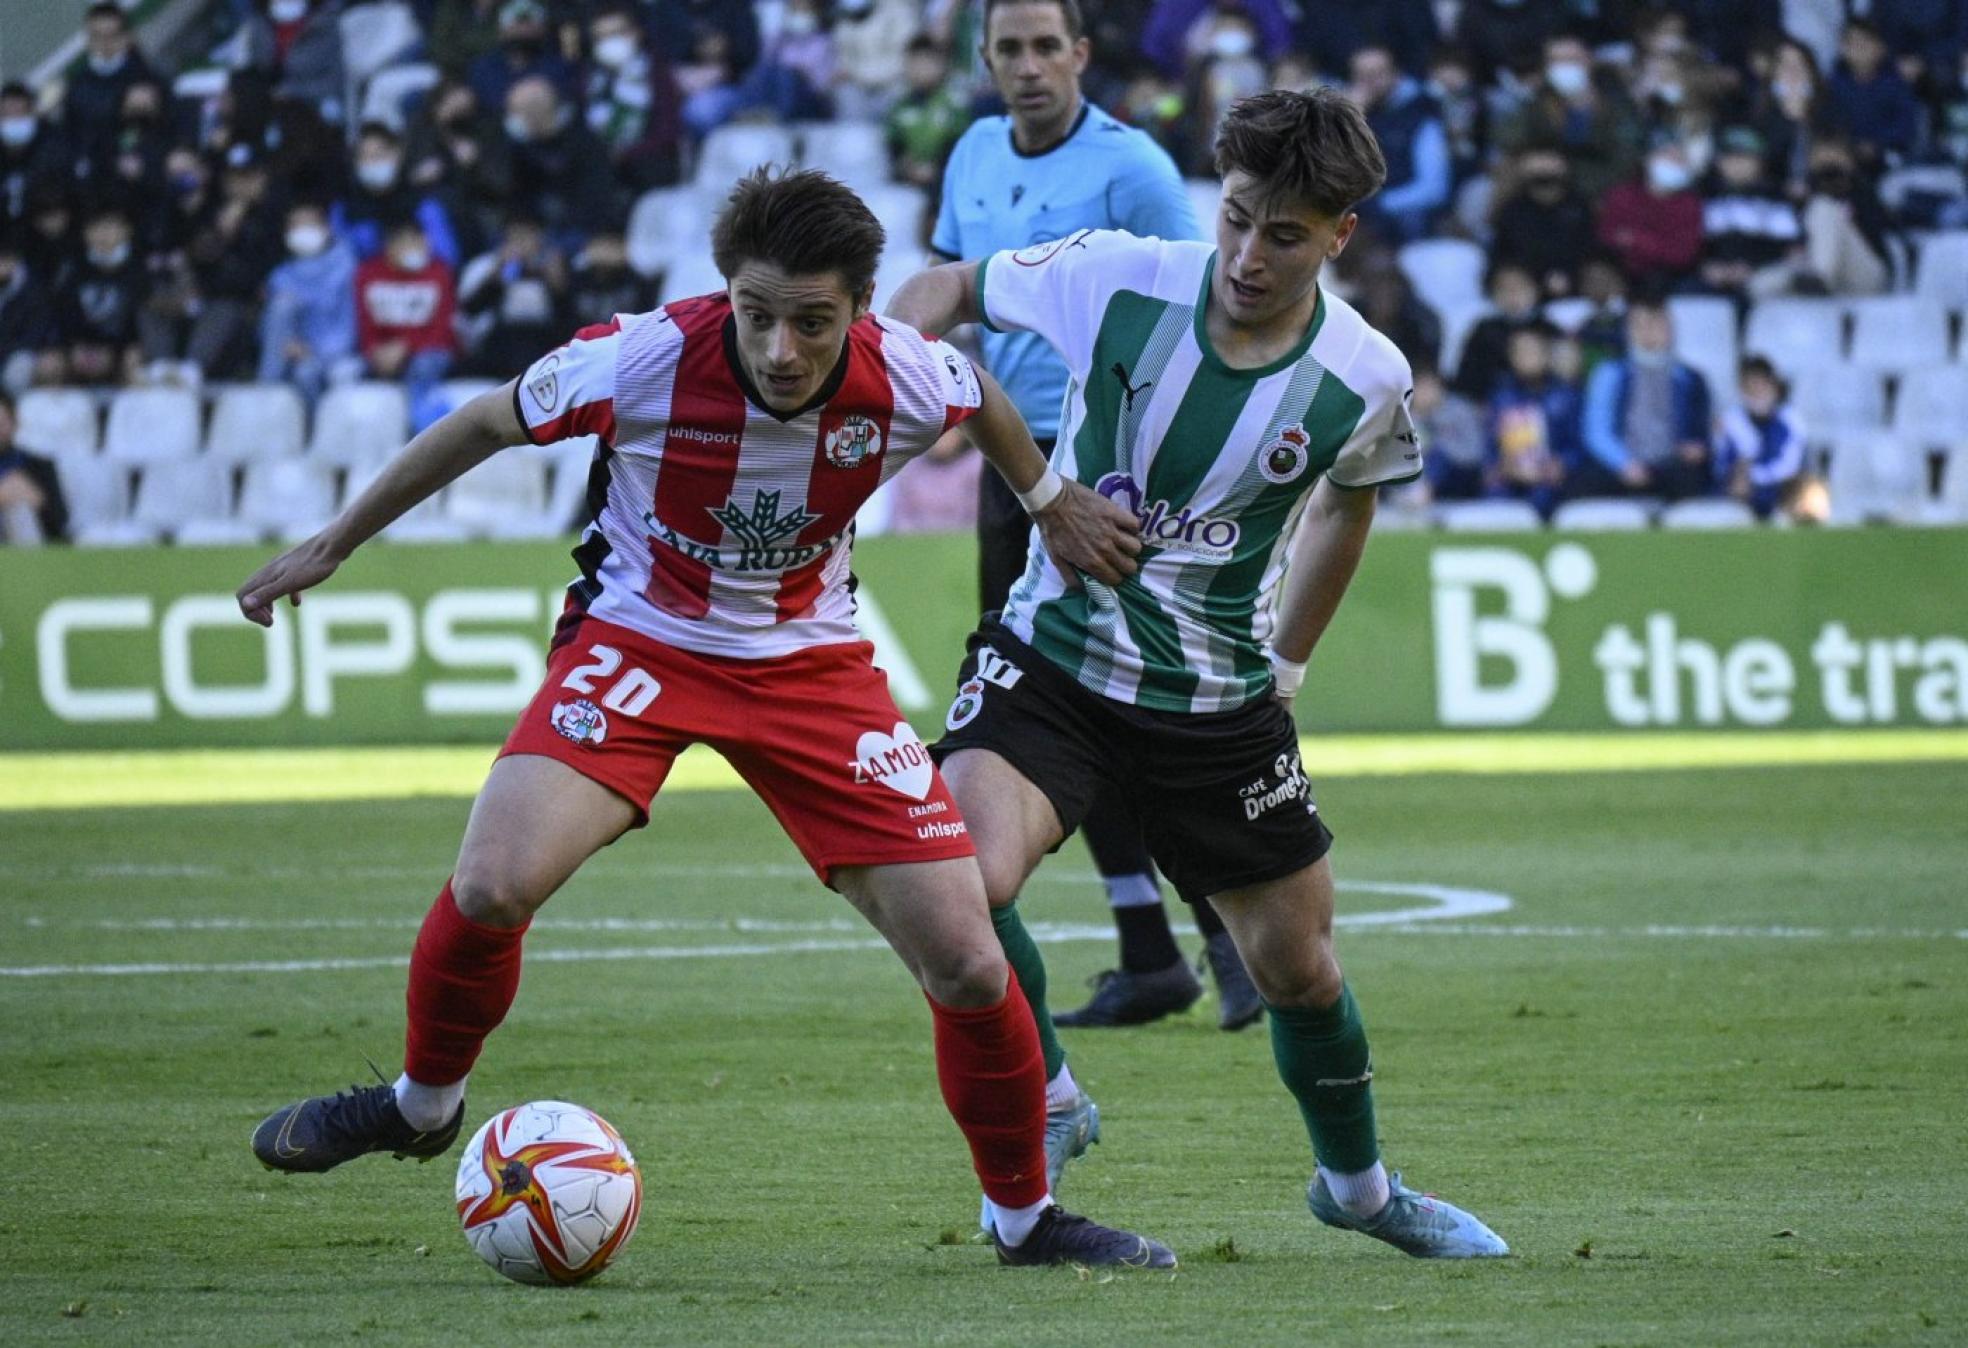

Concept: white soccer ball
[[454, 1100, 643, 1285]]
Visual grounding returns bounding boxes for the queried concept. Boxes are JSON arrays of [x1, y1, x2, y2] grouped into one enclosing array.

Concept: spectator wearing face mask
[[50, 207, 147, 386], [831, 0, 921, 121], [1452, 260, 1544, 402], [886, 37, 970, 189], [1423, 48, 1488, 189], [584, 6, 682, 193], [242, 0, 350, 125], [1827, 18, 1921, 165], [1142, 0, 1291, 82], [1713, 355, 1808, 519], [0, 84, 66, 236], [650, 0, 761, 89], [1579, 296, 1713, 500], [65, 2, 159, 177], [356, 219, 458, 430], [333, 122, 462, 266], [0, 235, 59, 392], [407, 82, 512, 254], [1179, 11, 1271, 174], [101, 80, 172, 213], [1490, 146, 1594, 298], [1451, 0, 1571, 86], [1749, 38, 1845, 198], [503, 78, 620, 246], [1595, 143, 1704, 287], [1698, 125, 1802, 302], [141, 144, 285, 381], [470, 0, 581, 113], [688, 0, 837, 131], [259, 201, 359, 404], [1495, 34, 1646, 202], [457, 213, 567, 375], [1349, 44, 1451, 244], [1786, 139, 1894, 295], [565, 231, 652, 325]]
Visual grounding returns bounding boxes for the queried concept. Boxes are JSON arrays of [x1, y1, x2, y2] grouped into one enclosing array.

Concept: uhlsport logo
[[1094, 472, 1241, 561], [1260, 423, 1311, 484], [550, 698, 608, 745], [824, 414, 884, 469]]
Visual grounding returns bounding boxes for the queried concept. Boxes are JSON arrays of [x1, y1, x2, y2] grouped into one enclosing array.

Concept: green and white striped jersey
[[979, 227, 1422, 713]]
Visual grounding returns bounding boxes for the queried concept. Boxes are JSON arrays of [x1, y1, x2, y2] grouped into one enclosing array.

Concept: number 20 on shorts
[[561, 645, 663, 717]]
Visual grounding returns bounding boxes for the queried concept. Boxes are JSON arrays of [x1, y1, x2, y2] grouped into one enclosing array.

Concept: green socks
[[990, 901, 1067, 1081], [1268, 982, 1381, 1174]]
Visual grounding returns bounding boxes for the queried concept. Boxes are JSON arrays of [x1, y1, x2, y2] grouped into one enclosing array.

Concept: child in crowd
[[1713, 355, 1811, 520], [1487, 322, 1582, 518]]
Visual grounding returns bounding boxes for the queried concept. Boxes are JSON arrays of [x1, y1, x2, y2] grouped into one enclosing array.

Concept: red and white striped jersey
[[513, 293, 984, 659]]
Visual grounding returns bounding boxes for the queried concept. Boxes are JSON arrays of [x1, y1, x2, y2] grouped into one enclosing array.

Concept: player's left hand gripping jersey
[[977, 228, 1423, 714], [515, 295, 983, 658]]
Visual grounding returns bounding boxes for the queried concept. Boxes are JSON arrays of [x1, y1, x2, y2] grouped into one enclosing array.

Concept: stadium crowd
[[2, 0, 1966, 544]]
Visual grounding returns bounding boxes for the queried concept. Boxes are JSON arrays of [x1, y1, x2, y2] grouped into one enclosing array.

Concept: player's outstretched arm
[[883, 260, 983, 334], [235, 381, 527, 626], [1267, 476, 1376, 703], [966, 364, 1140, 588]]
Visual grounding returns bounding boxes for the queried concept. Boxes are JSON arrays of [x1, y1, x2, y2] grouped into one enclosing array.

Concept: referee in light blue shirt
[[932, 0, 1259, 1033]]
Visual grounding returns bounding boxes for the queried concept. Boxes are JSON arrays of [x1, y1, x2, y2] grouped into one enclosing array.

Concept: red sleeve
[[354, 261, 380, 356]]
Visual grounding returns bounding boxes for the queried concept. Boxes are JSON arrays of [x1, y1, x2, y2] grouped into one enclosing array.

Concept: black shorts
[[931, 621, 1335, 902]]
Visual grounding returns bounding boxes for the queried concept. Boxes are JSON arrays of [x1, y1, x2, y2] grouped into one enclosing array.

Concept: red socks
[[403, 882, 528, 1085], [927, 977, 1050, 1210]]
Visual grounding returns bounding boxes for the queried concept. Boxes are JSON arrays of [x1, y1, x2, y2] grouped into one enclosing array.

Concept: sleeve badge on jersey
[[1259, 423, 1312, 484], [527, 353, 561, 412], [824, 414, 884, 469], [1010, 229, 1092, 268]]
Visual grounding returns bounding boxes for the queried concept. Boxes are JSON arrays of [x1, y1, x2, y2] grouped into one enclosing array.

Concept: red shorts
[[500, 615, 974, 883]]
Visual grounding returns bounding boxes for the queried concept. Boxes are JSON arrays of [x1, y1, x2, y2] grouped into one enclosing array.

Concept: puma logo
[[1110, 362, 1153, 411]]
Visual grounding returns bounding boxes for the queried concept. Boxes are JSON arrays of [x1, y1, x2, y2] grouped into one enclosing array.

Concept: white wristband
[[1015, 467, 1064, 514], [1270, 653, 1308, 698]]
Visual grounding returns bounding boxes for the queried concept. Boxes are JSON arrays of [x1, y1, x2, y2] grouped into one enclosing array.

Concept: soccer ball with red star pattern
[[455, 1101, 642, 1285]]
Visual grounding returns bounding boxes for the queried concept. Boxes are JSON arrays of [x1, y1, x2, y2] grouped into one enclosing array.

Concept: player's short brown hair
[[983, 0, 1085, 42], [1214, 88, 1388, 220], [710, 166, 886, 300]]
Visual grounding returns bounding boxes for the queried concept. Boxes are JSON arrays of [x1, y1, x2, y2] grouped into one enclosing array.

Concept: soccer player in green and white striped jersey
[[887, 89, 1507, 1258]]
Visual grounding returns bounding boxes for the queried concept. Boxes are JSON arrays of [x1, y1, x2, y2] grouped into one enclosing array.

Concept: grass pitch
[[3, 744, 1965, 1345]]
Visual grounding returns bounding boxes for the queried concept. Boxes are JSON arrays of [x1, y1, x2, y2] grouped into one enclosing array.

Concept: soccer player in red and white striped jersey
[[236, 168, 1169, 1269]]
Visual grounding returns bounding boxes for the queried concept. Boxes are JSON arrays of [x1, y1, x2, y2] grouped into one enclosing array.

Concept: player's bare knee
[[449, 866, 543, 930], [922, 946, 1009, 1009], [1249, 945, 1343, 1010]]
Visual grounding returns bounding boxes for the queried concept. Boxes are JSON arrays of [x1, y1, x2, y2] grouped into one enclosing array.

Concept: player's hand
[[1033, 478, 1141, 588], [236, 533, 345, 627]]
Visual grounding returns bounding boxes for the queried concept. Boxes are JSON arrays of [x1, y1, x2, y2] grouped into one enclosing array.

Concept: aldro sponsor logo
[[1238, 750, 1314, 821], [1094, 472, 1240, 561]]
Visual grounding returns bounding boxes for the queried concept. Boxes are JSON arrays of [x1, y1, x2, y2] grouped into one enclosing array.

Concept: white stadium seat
[[342, 461, 469, 543], [437, 379, 501, 424], [1185, 177, 1221, 231], [1550, 497, 1654, 531], [338, 1, 421, 90], [1932, 444, 1968, 523], [660, 251, 728, 305], [309, 382, 409, 465], [103, 387, 202, 464], [627, 185, 718, 278], [206, 384, 307, 462], [130, 459, 233, 537], [56, 455, 130, 532], [444, 452, 556, 538], [542, 436, 598, 531], [235, 458, 340, 538], [1913, 231, 1968, 309], [1436, 499, 1543, 531], [1891, 365, 1968, 447], [1667, 295, 1740, 404], [1846, 296, 1952, 376], [173, 518, 264, 546], [696, 124, 796, 185], [795, 121, 888, 190], [1398, 238, 1487, 312], [1827, 430, 1927, 523], [1438, 299, 1494, 383], [14, 388, 100, 457], [856, 182, 930, 244], [1744, 298, 1845, 377], [1542, 297, 1594, 333], [359, 61, 440, 131], [1789, 363, 1886, 443], [1659, 498, 1757, 529]]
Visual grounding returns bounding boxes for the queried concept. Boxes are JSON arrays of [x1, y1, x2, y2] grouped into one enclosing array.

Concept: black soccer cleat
[[993, 1205, 1177, 1269], [252, 1082, 465, 1174], [1201, 931, 1265, 1032], [1053, 960, 1201, 1027]]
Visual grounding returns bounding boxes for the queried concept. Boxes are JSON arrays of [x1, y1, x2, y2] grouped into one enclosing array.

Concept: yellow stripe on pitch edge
[[2, 730, 1966, 811]]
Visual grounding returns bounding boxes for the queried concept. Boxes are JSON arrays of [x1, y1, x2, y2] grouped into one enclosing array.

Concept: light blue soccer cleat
[[978, 1091, 1102, 1231], [1306, 1170, 1509, 1258]]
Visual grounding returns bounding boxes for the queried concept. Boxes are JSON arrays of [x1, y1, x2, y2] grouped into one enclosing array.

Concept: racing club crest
[[946, 678, 986, 731], [825, 414, 884, 469], [1260, 423, 1311, 484], [550, 698, 608, 746]]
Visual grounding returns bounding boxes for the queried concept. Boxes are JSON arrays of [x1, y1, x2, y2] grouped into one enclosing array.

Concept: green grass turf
[[3, 757, 1965, 1345]]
